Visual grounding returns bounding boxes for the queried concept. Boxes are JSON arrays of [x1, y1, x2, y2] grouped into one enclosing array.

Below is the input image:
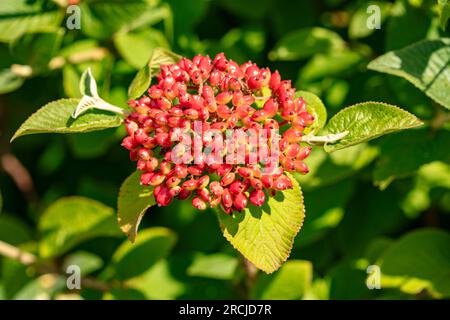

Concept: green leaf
[[10, 30, 64, 72], [385, 1, 431, 52], [438, 0, 450, 30], [295, 144, 379, 189], [0, 68, 24, 94], [251, 260, 313, 299], [38, 197, 121, 258], [217, 173, 305, 274], [297, 180, 353, 246], [328, 260, 374, 299], [117, 171, 155, 243], [299, 50, 364, 83], [62, 55, 114, 99], [128, 47, 181, 99], [295, 91, 327, 134], [373, 129, 450, 189], [324, 102, 423, 152], [0, 5, 63, 43], [378, 229, 450, 298], [0, 187, 2, 213], [79, 0, 155, 40], [0, 214, 32, 245], [67, 129, 118, 159], [13, 275, 66, 300], [269, 27, 345, 61], [187, 253, 239, 280], [400, 162, 450, 218], [114, 29, 170, 69], [349, 1, 392, 39], [337, 187, 406, 257], [368, 38, 450, 109], [123, 259, 185, 300], [79, 68, 98, 98], [63, 252, 103, 276], [11, 99, 123, 142], [111, 227, 177, 279], [218, 0, 271, 20]]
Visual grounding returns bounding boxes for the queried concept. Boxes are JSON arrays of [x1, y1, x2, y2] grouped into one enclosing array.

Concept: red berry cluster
[[122, 53, 314, 213]]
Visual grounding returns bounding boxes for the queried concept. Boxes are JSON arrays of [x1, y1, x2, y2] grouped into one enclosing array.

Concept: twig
[[0, 153, 39, 204], [242, 256, 258, 291], [0, 240, 37, 265], [0, 240, 112, 292]]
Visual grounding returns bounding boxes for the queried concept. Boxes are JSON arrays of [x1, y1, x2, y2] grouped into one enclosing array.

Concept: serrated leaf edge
[[324, 101, 424, 152], [11, 98, 123, 142], [216, 173, 305, 274]]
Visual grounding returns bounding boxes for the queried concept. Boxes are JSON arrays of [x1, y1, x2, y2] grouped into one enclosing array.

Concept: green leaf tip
[[11, 98, 123, 142], [217, 173, 305, 274], [323, 101, 423, 153]]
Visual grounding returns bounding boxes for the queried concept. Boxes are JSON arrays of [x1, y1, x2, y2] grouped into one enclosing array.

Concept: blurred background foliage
[[0, 0, 449, 300]]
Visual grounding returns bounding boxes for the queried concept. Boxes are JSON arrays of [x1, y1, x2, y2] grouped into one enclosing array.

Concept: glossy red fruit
[[210, 181, 224, 197], [122, 52, 314, 211], [233, 193, 248, 211], [192, 196, 207, 210], [222, 188, 233, 208], [250, 189, 265, 207], [220, 172, 236, 187]]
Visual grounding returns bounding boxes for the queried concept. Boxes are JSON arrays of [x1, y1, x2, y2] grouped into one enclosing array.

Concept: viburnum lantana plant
[[11, 48, 423, 273], [122, 52, 314, 213]]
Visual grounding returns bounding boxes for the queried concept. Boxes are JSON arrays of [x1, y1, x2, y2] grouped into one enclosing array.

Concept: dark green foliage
[[0, 0, 449, 300]]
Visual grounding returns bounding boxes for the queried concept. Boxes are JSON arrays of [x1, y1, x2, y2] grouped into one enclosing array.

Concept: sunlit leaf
[[128, 48, 181, 99], [117, 171, 155, 243], [379, 229, 450, 298], [368, 38, 450, 109], [269, 27, 345, 61], [39, 197, 121, 258], [11, 99, 123, 142], [324, 102, 423, 152], [217, 173, 305, 274]]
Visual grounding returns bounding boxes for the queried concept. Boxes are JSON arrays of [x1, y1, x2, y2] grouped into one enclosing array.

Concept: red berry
[[233, 193, 248, 211], [192, 197, 207, 210], [250, 189, 265, 207]]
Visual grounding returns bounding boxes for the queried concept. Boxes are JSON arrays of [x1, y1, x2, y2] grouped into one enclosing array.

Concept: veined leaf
[[11, 99, 123, 142], [324, 102, 423, 152], [128, 47, 181, 99], [217, 173, 305, 274], [368, 38, 450, 110], [117, 171, 155, 243]]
